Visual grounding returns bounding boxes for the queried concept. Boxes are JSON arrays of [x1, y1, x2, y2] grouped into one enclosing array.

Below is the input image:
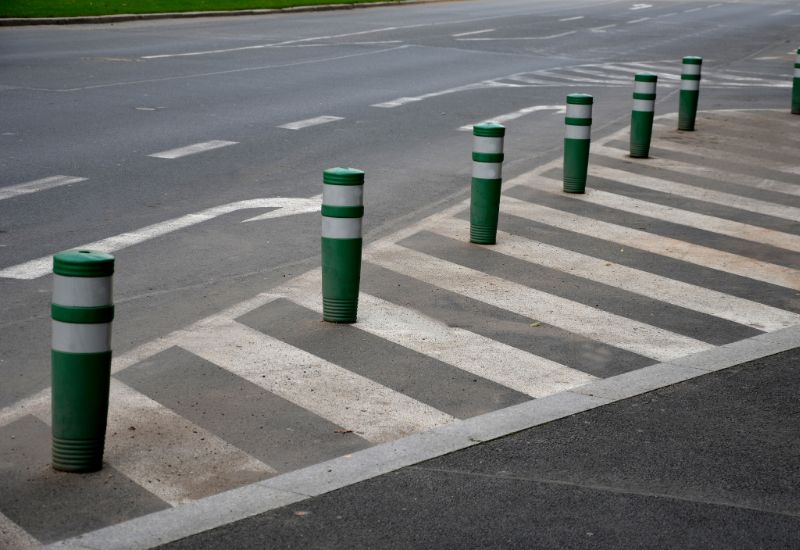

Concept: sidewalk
[[161, 346, 800, 549]]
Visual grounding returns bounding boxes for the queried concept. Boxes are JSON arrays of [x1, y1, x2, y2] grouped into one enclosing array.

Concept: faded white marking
[[627, 17, 651, 23], [684, 7, 703, 13], [0, 511, 39, 550], [0, 175, 86, 201], [278, 116, 343, 130], [770, 9, 791, 16], [370, 244, 711, 362], [559, 16, 585, 21], [0, 197, 321, 280], [280, 271, 596, 398], [179, 318, 455, 443], [149, 140, 237, 159], [589, 165, 800, 222], [456, 31, 577, 41], [630, 3, 653, 10], [451, 28, 495, 37], [458, 105, 565, 131], [591, 24, 617, 32], [431, 218, 800, 332]]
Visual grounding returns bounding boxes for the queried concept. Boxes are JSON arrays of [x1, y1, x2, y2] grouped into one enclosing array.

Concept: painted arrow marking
[[458, 105, 566, 131], [0, 196, 321, 280]]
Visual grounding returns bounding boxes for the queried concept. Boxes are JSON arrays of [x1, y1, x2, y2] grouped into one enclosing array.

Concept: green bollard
[[792, 48, 800, 115], [563, 93, 593, 194], [470, 122, 506, 245], [678, 56, 702, 131], [321, 167, 364, 323], [51, 250, 115, 473], [630, 73, 658, 158]]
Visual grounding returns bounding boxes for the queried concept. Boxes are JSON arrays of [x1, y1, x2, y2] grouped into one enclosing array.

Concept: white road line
[[0, 196, 320, 280], [630, 3, 653, 10], [535, 176, 800, 254], [149, 140, 237, 159], [455, 31, 577, 41], [97, 380, 275, 506], [559, 16, 584, 21], [592, 144, 800, 198], [370, 244, 711, 362], [589, 165, 800, 222], [279, 271, 596, 398], [658, 12, 678, 17], [371, 79, 506, 108], [590, 24, 617, 32], [0, 175, 86, 201], [431, 218, 800, 332], [707, 3, 722, 8], [278, 116, 344, 130], [0, 512, 38, 550], [500, 193, 800, 291], [770, 9, 792, 16], [458, 104, 565, 131], [179, 319, 455, 443], [451, 28, 495, 37], [684, 7, 704, 13], [627, 17, 651, 24]]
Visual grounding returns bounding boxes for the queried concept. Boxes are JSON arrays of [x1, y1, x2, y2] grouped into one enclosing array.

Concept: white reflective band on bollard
[[682, 64, 701, 75], [681, 80, 700, 91], [634, 81, 657, 95], [473, 162, 503, 180], [52, 321, 112, 353], [566, 104, 592, 119], [52, 275, 113, 307], [473, 136, 504, 154], [565, 125, 592, 139], [322, 217, 363, 239], [633, 99, 655, 112], [322, 184, 363, 206]]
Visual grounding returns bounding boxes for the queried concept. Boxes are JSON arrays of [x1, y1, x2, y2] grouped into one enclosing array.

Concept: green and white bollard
[[51, 250, 115, 473], [792, 48, 800, 115], [678, 56, 702, 131], [563, 93, 593, 194], [630, 73, 658, 158], [470, 122, 506, 245], [321, 167, 364, 324]]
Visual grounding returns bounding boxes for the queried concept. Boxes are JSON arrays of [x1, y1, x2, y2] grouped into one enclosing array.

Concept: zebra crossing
[[2, 109, 799, 544]]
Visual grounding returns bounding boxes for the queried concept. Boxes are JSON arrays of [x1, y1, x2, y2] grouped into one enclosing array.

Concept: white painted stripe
[[473, 135, 504, 154], [592, 144, 800, 198], [431, 218, 800, 332], [627, 17, 651, 23], [321, 216, 362, 239], [178, 319, 455, 443], [559, 16, 584, 21], [459, 105, 565, 131], [53, 275, 112, 307], [499, 194, 800, 291], [537, 178, 800, 253], [323, 184, 362, 207], [455, 31, 577, 41], [371, 80, 495, 108], [589, 165, 800, 222], [0, 197, 320, 280], [280, 271, 596, 397], [591, 24, 617, 31], [370, 244, 711, 361], [707, 4, 722, 8], [684, 7, 703, 13], [681, 80, 700, 91], [770, 9, 791, 16], [149, 140, 237, 159], [51, 321, 111, 353], [659, 12, 678, 17], [473, 162, 502, 180], [100, 380, 275, 506], [451, 28, 495, 37], [0, 175, 87, 201], [633, 99, 655, 111], [565, 126, 591, 139], [278, 116, 343, 130], [0, 512, 38, 550]]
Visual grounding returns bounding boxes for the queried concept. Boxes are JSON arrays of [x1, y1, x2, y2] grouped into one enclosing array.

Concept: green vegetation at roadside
[[0, 0, 397, 18]]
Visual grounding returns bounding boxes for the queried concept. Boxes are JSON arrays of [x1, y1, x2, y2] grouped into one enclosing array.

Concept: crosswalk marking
[[588, 165, 800, 222], [369, 243, 712, 362], [0, 175, 87, 201], [593, 145, 800, 198], [0, 511, 38, 550], [178, 318, 455, 443], [500, 195, 800, 291], [430, 218, 800, 332], [149, 140, 237, 159], [279, 270, 597, 398], [533, 177, 800, 254]]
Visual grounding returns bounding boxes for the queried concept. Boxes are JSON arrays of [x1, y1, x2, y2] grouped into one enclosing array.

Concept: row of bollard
[[50, 52, 798, 473]]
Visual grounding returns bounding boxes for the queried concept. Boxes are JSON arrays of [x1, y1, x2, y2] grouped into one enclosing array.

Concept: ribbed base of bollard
[[677, 119, 696, 131], [323, 297, 358, 323], [563, 177, 587, 194], [52, 437, 104, 473], [470, 224, 497, 245], [629, 145, 650, 158]]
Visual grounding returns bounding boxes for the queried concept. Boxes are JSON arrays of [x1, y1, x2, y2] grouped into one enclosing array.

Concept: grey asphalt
[[161, 347, 800, 549]]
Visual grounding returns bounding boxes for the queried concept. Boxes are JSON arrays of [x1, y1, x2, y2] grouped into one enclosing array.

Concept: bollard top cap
[[53, 250, 115, 278], [634, 72, 658, 82], [473, 122, 506, 137], [323, 167, 364, 186], [566, 93, 593, 105], [682, 56, 703, 64]]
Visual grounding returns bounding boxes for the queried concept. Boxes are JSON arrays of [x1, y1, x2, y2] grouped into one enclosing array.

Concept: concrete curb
[[46, 323, 800, 550], [0, 0, 447, 27]]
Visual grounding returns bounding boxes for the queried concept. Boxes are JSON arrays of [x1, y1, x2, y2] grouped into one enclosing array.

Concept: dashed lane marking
[[451, 28, 495, 37], [149, 140, 237, 159], [454, 31, 577, 41], [627, 17, 651, 24], [458, 104, 565, 131], [278, 116, 344, 130], [0, 175, 86, 201], [559, 16, 584, 21]]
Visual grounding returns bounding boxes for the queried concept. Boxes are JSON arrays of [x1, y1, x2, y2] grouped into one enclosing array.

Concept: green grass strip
[[1, 0, 397, 19]]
